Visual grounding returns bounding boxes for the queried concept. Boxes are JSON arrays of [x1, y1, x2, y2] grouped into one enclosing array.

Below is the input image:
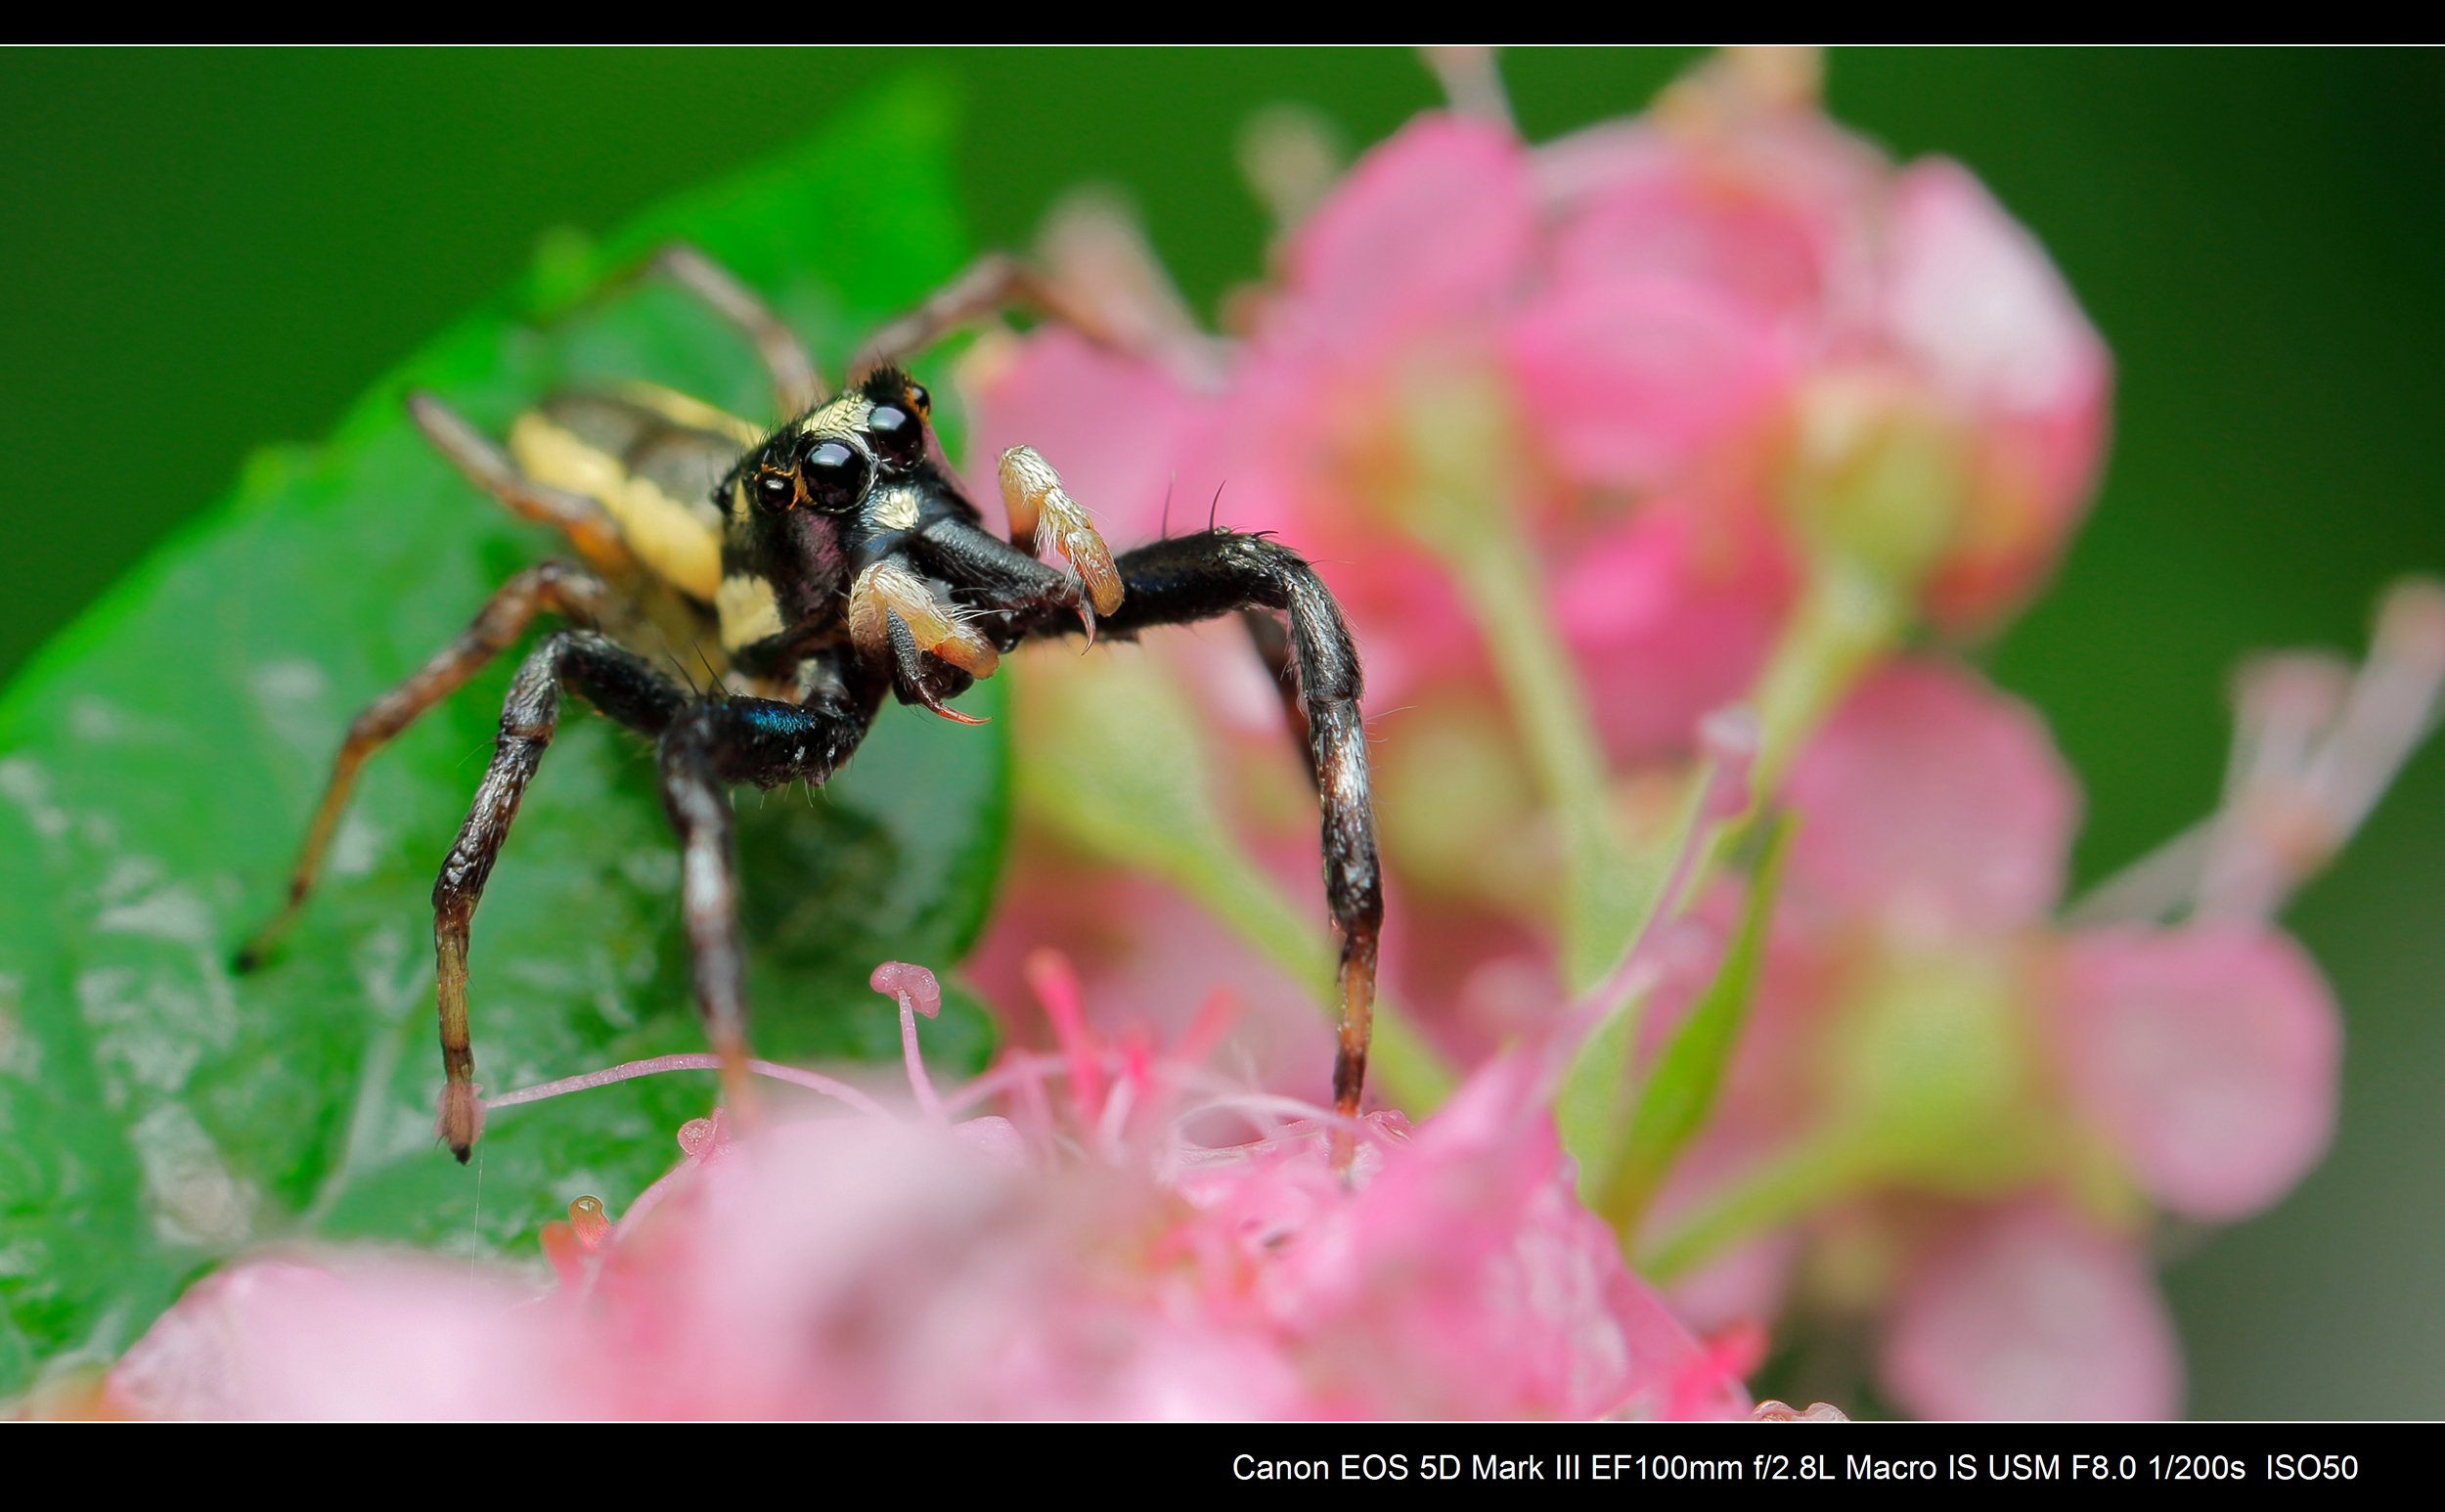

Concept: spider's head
[[740, 367, 934, 525], [716, 368, 938, 650]]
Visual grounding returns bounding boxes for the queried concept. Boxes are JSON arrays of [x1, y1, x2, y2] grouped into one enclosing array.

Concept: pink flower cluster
[[106, 964, 1749, 1421], [954, 52, 2437, 1418], [973, 56, 2107, 761], [1650, 660, 2343, 1419]]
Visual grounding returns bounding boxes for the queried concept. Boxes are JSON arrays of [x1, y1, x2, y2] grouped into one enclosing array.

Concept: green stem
[[1749, 553, 1905, 803], [1637, 1131, 1877, 1284], [1396, 373, 1646, 992]]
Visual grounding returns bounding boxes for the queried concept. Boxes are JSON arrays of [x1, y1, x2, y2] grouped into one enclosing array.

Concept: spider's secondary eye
[[755, 470, 796, 512], [904, 382, 931, 419], [867, 403, 924, 468], [802, 439, 871, 511]]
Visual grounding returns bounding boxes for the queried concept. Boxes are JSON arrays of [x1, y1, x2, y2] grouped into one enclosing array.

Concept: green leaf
[[1596, 815, 1793, 1244], [1553, 752, 1722, 1200], [0, 75, 1005, 1395]]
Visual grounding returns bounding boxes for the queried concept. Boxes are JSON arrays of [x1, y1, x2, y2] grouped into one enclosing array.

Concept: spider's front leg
[[1059, 531, 1384, 1118], [431, 630, 874, 1159], [429, 630, 689, 1157], [649, 677, 877, 1133]]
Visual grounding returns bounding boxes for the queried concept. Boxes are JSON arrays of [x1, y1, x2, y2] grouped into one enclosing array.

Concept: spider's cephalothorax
[[239, 247, 1382, 1162]]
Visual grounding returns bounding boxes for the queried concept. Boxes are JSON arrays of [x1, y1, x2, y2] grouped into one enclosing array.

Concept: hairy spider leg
[[652, 244, 824, 420], [233, 559, 613, 973], [1083, 531, 1384, 1118], [409, 394, 635, 579], [849, 252, 1121, 379], [653, 683, 878, 1136], [430, 630, 689, 1159], [1241, 607, 1319, 789], [896, 504, 1384, 1114], [431, 630, 881, 1161]]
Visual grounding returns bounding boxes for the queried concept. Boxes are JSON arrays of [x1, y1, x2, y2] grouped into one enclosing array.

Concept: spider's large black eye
[[754, 470, 796, 512], [867, 403, 924, 469], [801, 439, 871, 511]]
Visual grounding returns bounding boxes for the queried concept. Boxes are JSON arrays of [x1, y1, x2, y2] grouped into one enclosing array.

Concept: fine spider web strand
[[482, 1053, 895, 1122], [469, 1148, 483, 1282]]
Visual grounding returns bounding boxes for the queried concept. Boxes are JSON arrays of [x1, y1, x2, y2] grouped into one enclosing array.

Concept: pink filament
[[483, 1055, 894, 1122], [1026, 948, 1105, 1129], [899, 994, 948, 1125]]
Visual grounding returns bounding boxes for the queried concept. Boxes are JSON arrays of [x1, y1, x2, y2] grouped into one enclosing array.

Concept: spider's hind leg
[[653, 244, 823, 420], [236, 560, 613, 972], [1077, 530, 1384, 1118]]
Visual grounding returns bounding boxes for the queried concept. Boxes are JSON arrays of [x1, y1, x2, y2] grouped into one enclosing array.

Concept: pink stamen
[[1005, 1052, 1056, 1160], [1025, 948, 1105, 1129], [1095, 1076, 1138, 1164], [1174, 985, 1242, 1070], [609, 1112, 733, 1246], [871, 961, 948, 1124], [1659, 704, 1760, 920], [944, 1049, 1066, 1116]]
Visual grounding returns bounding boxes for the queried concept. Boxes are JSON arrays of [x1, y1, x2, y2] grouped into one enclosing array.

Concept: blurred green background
[[2, 48, 2437, 1417]]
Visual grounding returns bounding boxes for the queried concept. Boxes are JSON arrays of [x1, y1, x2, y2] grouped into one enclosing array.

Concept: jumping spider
[[238, 246, 1383, 1161]]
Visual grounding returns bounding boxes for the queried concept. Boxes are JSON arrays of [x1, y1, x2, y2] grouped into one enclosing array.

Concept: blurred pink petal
[[1553, 501, 1796, 761], [1279, 113, 1534, 359], [110, 1259, 592, 1421], [1881, 1200, 2180, 1420], [1507, 277, 1795, 491], [1884, 159, 2106, 425], [111, 1047, 1745, 1420], [1783, 660, 2077, 940], [966, 327, 1205, 545], [1535, 116, 1882, 334], [1883, 159, 2111, 628], [2057, 925, 2341, 1221], [1665, 1233, 1801, 1340]]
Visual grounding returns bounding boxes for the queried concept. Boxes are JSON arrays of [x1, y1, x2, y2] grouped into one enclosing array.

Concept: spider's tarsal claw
[[924, 700, 991, 727], [999, 446, 1125, 618], [877, 604, 992, 725]]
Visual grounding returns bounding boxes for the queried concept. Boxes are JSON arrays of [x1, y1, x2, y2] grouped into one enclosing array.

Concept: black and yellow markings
[[509, 413, 723, 601], [714, 572, 785, 650]]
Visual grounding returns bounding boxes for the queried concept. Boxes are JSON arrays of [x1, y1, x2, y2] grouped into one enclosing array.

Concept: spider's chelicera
[[238, 247, 1383, 1162]]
